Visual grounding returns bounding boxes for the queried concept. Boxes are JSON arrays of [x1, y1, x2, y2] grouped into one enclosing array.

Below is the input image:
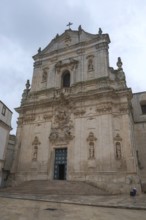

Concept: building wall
[[0, 126, 8, 161], [0, 101, 12, 187], [0, 102, 12, 127], [4, 134, 16, 171], [132, 92, 146, 186]]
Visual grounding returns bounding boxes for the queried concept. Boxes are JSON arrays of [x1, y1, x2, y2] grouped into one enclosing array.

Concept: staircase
[[0, 180, 108, 196]]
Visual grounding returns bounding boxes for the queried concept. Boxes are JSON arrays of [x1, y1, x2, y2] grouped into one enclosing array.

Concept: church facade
[[11, 26, 144, 193]]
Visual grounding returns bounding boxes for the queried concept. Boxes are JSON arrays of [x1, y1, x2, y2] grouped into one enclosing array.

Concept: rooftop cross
[[67, 22, 73, 29]]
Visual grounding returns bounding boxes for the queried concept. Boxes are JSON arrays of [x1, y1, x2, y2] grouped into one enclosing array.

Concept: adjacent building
[[0, 101, 12, 186], [132, 92, 146, 191], [11, 26, 145, 193], [2, 134, 16, 187]]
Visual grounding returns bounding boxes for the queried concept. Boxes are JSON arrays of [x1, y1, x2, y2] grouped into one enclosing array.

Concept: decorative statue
[[42, 71, 47, 82], [98, 28, 102, 35], [116, 142, 121, 159], [116, 57, 123, 70], [88, 59, 94, 71], [33, 146, 38, 161], [89, 142, 95, 159], [38, 47, 41, 53], [78, 25, 82, 32], [21, 79, 30, 104]]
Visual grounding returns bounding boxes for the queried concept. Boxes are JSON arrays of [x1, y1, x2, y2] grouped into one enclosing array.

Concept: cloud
[[0, 0, 92, 51]]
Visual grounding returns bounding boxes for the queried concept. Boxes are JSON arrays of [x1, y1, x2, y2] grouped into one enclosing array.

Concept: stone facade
[[0, 101, 12, 187], [11, 27, 141, 193]]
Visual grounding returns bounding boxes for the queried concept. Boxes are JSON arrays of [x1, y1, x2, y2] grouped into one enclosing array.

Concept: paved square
[[0, 197, 146, 220]]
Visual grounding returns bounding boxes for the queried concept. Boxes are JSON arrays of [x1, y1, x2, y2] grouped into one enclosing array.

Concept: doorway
[[58, 164, 65, 180], [54, 148, 67, 180]]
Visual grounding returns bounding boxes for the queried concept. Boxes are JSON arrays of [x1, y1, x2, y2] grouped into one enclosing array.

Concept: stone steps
[[0, 180, 108, 195]]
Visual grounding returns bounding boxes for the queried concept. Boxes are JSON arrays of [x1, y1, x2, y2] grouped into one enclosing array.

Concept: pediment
[[33, 28, 110, 60]]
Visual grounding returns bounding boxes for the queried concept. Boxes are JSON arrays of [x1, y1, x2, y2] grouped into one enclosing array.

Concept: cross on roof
[[67, 22, 73, 29]]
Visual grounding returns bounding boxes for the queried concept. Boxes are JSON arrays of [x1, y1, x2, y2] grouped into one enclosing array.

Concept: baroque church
[[11, 25, 146, 194]]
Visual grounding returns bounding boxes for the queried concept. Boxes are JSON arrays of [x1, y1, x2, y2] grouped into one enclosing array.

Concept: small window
[[2, 105, 6, 116], [141, 104, 146, 114], [62, 70, 70, 88]]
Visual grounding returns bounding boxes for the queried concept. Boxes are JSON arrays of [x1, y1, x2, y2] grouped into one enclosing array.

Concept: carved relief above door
[[49, 94, 74, 144]]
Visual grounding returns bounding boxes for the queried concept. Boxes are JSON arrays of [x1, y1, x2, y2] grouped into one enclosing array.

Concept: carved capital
[[95, 42, 108, 51], [23, 114, 35, 123], [74, 109, 86, 116], [17, 117, 23, 126], [33, 61, 42, 68], [119, 104, 129, 114], [43, 114, 52, 120]]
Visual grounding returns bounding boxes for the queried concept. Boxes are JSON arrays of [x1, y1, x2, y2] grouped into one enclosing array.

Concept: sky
[[0, 0, 146, 134]]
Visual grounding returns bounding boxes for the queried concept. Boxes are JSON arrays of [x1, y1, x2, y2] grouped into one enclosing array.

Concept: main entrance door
[[54, 148, 67, 180]]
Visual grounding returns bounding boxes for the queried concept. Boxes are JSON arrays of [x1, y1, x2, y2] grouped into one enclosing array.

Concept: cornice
[[16, 77, 132, 114], [15, 87, 132, 115], [0, 119, 12, 130]]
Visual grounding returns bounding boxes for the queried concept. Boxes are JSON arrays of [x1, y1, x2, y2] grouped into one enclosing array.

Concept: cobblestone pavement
[[0, 197, 146, 220]]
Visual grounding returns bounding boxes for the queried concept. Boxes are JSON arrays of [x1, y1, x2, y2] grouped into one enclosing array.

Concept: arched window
[[62, 70, 70, 87]]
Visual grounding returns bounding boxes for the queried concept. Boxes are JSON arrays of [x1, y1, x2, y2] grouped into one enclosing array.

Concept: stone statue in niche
[[115, 142, 121, 159], [89, 142, 95, 159], [32, 136, 41, 146], [42, 71, 47, 82], [87, 132, 97, 142], [33, 146, 38, 161], [88, 59, 94, 71]]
